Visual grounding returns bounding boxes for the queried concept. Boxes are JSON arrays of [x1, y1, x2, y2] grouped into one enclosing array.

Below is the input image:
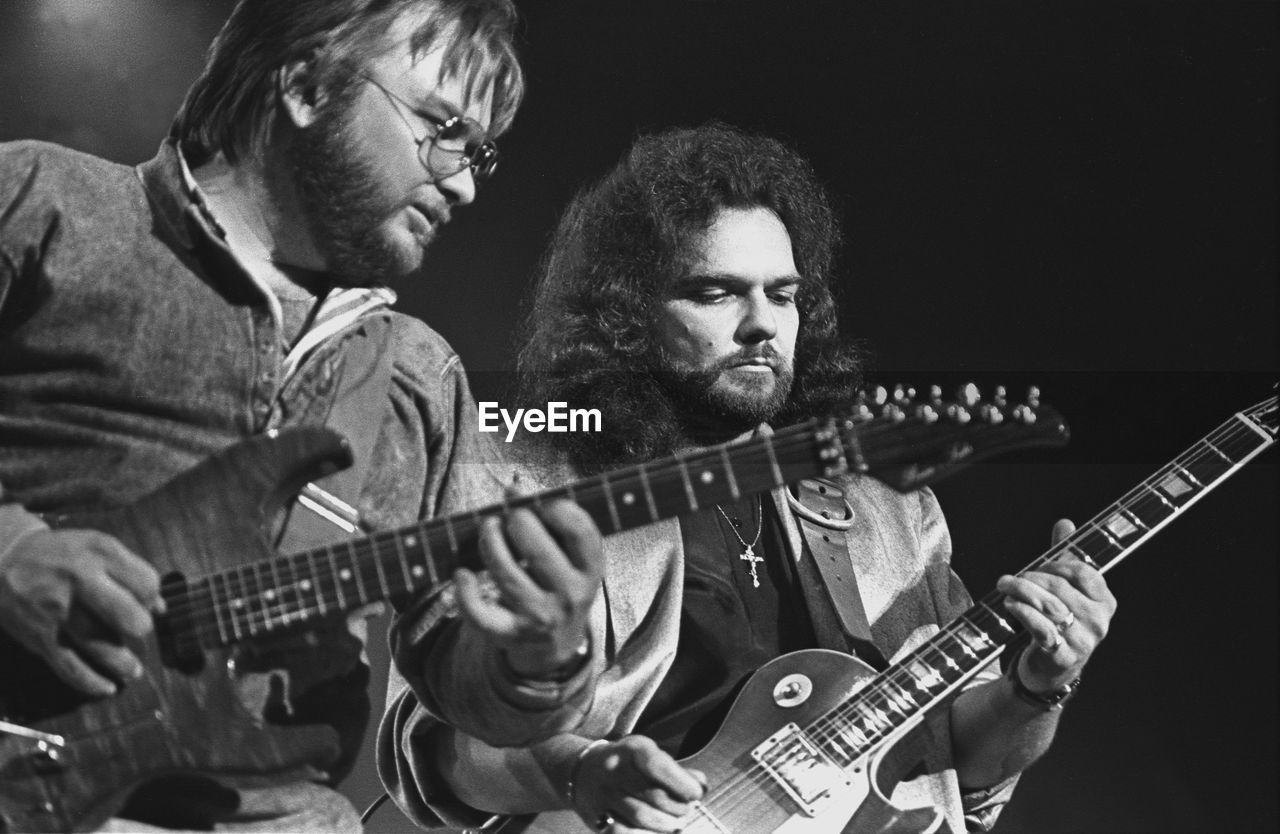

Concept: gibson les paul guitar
[[0, 387, 1064, 833]]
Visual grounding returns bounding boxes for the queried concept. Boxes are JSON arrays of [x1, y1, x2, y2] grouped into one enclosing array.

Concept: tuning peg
[[929, 385, 943, 403], [993, 385, 1008, 407], [1026, 385, 1041, 408], [957, 382, 981, 408], [892, 384, 916, 406], [1011, 403, 1038, 424], [945, 403, 972, 424], [914, 402, 940, 423], [870, 386, 888, 407], [980, 402, 1004, 424]]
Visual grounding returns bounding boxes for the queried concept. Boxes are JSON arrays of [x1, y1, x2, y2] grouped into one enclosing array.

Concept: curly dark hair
[[517, 122, 864, 472]]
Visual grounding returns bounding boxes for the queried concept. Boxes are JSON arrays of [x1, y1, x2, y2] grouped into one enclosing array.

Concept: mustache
[[716, 344, 784, 371]]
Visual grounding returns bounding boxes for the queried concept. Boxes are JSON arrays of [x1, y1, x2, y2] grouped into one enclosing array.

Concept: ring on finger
[[594, 811, 616, 832], [1052, 610, 1076, 633], [1038, 631, 1063, 654]]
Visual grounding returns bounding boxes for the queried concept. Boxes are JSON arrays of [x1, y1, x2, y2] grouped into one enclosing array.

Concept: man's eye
[[769, 291, 797, 304], [689, 290, 729, 303]]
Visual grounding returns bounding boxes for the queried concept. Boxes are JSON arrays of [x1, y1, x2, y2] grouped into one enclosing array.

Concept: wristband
[[1006, 650, 1080, 711], [503, 633, 592, 684], [565, 738, 609, 809]]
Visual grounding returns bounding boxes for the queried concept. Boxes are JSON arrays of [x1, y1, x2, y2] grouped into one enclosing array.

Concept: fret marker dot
[[406, 535, 417, 548], [700, 471, 714, 484], [411, 565, 425, 579], [232, 599, 244, 609], [622, 492, 636, 505], [264, 590, 276, 601], [300, 579, 312, 591], [340, 568, 352, 581]]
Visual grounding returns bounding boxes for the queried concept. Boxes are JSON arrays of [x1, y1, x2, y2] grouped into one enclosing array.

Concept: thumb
[[1051, 518, 1076, 546]]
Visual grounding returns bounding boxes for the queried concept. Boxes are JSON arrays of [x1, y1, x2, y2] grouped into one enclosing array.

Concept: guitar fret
[[391, 532, 413, 595], [303, 548, 326, 617], [905, 658, 944, 692], [956, 619, 995, 653], [1060, 540, 1102, 569], [201, 577, 229, 646], [637, 464, 660, 522], [883, 679, 916, 712], [1126, 489, 1174, 529], [719, 447, 741, 500], [684, 805, 730, 834], [1120, 507, 1149, 531], [212, 573, 239, 643], [1100, 510, 1140, 542], [346, 540, 369, 605], [599, 471, 623, 532], [677, 457, 698, 512], [442, 516, 460, 558], [1094, 521, 1124, 550], [1203, 438, 1232, 463], [369, 539, 392, 602], [420, 531, 439, 587], [249, 563, 271, 634], [262, 550, 286, 629], [973, 600, 1016, 636], [1171, 463, 1204, 490], [326, 544, 347, 610], [1143, 480, 1178, 512]]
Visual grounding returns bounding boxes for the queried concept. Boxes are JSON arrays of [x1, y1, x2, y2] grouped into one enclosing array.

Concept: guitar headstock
[[818, 383, 1070, 492]]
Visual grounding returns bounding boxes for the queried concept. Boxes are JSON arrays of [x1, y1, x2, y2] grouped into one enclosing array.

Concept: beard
[[655, 346, 795, 438], [288, 106, 424, 287]]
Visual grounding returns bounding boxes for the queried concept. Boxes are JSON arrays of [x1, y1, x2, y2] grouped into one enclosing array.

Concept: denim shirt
[[0, 139, 512, 785]]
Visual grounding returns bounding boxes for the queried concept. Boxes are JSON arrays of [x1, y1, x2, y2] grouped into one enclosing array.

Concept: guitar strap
[[276, 314, 395, 553], [786, 479, 888, 671]]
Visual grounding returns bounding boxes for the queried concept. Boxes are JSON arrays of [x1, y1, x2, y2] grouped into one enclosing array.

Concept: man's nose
[[737, 294, 778, 344], [436, 166, 476, 206]]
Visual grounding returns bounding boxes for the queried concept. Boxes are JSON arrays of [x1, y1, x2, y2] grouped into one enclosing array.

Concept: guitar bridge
[[750, 722, 853, 817]]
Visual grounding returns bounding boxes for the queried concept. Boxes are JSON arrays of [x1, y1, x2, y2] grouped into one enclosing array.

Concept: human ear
[[278, 55, 324, 129]]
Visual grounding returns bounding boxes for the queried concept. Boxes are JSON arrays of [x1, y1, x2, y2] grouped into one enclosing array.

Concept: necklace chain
[[716, 498, 765, 588]]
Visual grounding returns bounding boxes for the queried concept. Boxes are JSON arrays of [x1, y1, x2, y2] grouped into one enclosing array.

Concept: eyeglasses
[[360, 75, 499, 182]]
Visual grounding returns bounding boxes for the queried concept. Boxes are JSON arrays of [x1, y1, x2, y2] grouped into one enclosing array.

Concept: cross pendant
[[739, 545, 764, 588]]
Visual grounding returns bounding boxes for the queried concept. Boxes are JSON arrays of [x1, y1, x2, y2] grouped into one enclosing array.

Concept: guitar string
[[157, 415, 911, 641], [162, 404, 1269, 657], [159, 399, 1275, 650], [676, 413, 1274, 826]]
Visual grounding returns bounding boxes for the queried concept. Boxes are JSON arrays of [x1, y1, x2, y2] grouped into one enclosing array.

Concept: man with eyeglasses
[[0, 1, 602, 831]]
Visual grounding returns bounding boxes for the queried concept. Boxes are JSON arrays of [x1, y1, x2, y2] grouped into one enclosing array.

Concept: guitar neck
[[787, 395, 1278, 773], [178, 416, 847, 649]]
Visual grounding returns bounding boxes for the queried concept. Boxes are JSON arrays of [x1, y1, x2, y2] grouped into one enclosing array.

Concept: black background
[[1, 2, 1275, 832]]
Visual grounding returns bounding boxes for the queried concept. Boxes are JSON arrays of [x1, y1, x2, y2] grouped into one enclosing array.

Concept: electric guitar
[[0, 386, 1065, 833], [507, 392, 1278, 834]]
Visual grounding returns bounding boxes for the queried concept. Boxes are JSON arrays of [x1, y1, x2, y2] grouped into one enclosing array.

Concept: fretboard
[[167, 415, 857, 651], [792, 395, 1277, 771]]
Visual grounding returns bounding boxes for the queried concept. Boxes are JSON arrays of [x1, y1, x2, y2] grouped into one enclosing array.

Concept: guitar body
[[0, 428, 354, 833], [680, 650, 943, 834], [511, 650, 944, 834]]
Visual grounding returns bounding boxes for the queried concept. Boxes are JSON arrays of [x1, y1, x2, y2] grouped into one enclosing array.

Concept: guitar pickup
[[750, 722, 853, 817]]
